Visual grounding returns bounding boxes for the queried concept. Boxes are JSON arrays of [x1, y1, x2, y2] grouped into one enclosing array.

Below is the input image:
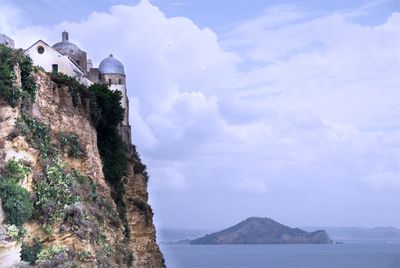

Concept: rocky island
[[190, 217, 332, 244]]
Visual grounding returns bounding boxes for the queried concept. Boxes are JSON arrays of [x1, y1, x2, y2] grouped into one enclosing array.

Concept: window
[[98, 74, 101, 80], [119, 79, 122, 85], [37, 46, 45, 54], [108, 79, 111, 86], [52, 64, 58, 73]]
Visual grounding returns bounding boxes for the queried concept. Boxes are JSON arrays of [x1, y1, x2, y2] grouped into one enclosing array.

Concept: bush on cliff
[[88, 83, 130, 238], [0, 44, 37, 107], [15, 113, 54, 159], [0, 158, 33, 226], [34, 160, 80, 223]]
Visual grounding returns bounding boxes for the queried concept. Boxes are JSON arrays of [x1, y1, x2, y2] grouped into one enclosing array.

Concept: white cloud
[[0, 1, 21, 33], [3, 0, 400, 227]]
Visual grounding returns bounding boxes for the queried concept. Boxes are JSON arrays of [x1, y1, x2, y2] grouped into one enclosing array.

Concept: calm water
[[161, 243, 400, 268]]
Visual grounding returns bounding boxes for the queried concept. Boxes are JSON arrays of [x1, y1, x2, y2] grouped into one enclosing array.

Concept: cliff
[[190, 217, 332, 244], [0, 46, 164, 267]]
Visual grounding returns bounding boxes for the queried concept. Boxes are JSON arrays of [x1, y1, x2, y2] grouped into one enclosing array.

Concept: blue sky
[[1, 0, 399, 230], [4, 0, 399, 29]]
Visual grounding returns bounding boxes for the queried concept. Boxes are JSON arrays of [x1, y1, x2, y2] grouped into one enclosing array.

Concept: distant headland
[[189, 217, 333, 245]]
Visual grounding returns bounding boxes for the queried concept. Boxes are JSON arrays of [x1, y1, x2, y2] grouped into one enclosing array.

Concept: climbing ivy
[[58, 131, 85, 158], [15, 113, 54, 159], [88, 83, 130, 238]]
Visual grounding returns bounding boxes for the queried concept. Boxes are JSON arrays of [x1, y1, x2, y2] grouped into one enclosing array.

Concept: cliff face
[[0, 65, 164, 267], [191, 217, 332, 245]]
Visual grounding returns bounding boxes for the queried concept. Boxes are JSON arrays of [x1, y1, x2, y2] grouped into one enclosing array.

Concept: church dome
[[99, 54, 125, 75], [53, 31, 85, 59], [53, 41, 82, 55]]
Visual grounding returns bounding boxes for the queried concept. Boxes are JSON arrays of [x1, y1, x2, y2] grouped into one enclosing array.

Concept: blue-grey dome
[[53, 32, 84, 58], [99, 54, 125, 75], [53, 41, 83, 56]]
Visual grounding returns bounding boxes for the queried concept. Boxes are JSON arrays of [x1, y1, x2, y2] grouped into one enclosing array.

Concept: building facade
[[0, 34, 14, 48], [2, 31, 132, 145]]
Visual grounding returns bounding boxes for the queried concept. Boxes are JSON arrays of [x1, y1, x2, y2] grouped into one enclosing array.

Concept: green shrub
[[5, 224, 26, 241], [1, 157, 30, 183], [71, 169, 89, 184], [58, 132, 85, 158], [0, 44, 37, 107], [42, 224, 52, 236], [15, 113, 54, 158], [98, 233, 113, 257], [132, 144, 149, 182], [1, 181, 33, 226], [36, 245, 74, 267], [21, 238, 43, 264], [0, 158, 33, 226], [19, 52, 37, 104], [78, 250, 93, 262], [89, 83, 131, 238], [0, 45, 21, 107], [49, 72, 87, 106], [34, 161, 79, 223]]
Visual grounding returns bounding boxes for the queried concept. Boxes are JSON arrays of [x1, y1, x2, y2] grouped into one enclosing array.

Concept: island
[[190, 217, 333, 244]]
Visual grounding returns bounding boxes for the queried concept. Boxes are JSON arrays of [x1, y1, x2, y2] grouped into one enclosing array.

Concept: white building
[[0, 34, 14, 48], [25, 39, 92, 86], [1, 31, 132, 145]]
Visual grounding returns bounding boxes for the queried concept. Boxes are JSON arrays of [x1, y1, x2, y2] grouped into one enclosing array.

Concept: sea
[[160, 242, 400, 268]]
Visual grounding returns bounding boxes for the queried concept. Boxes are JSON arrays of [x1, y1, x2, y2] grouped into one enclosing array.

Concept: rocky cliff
[[0, 46, 164, 267], [191, 217, 332, 244]]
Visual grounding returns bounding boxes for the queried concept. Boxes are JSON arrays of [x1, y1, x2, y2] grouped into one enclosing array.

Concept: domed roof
[[53, 41, 83, 55], [52, 31, 85, 57], [99, 54, 125, 75]]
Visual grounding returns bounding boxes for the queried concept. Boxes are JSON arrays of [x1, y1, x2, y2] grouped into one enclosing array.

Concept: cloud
[[0, 1, 22, 33], [3, 0, 400, 227]]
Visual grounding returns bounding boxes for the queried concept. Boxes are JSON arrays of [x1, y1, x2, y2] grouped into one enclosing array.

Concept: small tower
[[99, 54, 132, 145]]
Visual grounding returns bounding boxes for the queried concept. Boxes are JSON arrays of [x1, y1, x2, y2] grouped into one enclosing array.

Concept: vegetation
[[15, 113, 54, 159], [0, 158, 33, 227], [58, 131, 85, 158], [98, 233, 113, 257], [0, 44, 37, 108], [49, 72, 88, 106], [49, 76, 134, 239], [0, 47, 147, 265], [34, 161, 80, 223], [49, 70, 135, 239], [132, 144, 149, 182], [36, 245, 74, 267], [21, 238, 44, 264], [88, 83, 130, 238], [78, 250, 93, 262], [5, 224, 26, 241]]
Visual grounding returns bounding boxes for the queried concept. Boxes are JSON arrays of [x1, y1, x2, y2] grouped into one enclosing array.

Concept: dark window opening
[[98, 74, 102, 81], [52, 64, 58, 73], [108, 79, 111, 86], [119, 79, 122, 85], [77, 60, 80, 66], [37, 46, 45, 54]]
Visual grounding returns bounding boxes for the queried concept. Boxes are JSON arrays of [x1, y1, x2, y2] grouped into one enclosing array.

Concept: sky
[[1, 0, 399, 230]]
